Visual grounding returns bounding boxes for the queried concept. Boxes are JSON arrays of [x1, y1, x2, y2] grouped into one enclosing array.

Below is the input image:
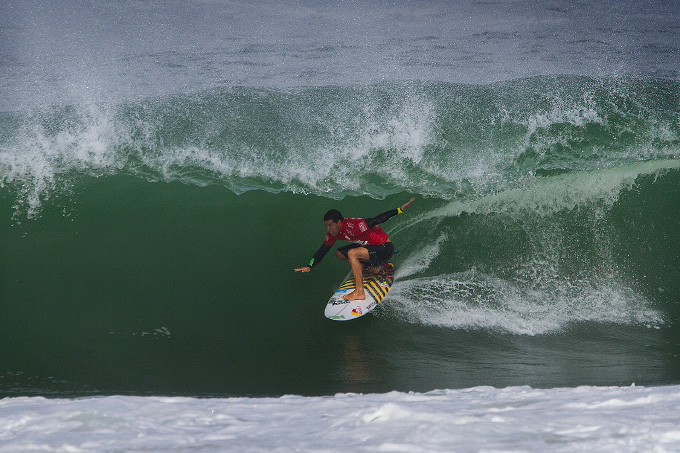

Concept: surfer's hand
[[401, 197, 415, 212], [295, 266, 312, 273]]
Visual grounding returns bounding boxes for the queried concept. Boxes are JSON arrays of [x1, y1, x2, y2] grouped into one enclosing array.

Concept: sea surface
[[1, 0, 679, 450]]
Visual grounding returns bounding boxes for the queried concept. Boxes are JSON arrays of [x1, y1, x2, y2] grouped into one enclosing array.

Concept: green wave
[[0, 76, 678, 337]]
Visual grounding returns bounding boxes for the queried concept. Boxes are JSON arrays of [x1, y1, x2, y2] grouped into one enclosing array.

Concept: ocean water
[[1, 0, 680, 450]]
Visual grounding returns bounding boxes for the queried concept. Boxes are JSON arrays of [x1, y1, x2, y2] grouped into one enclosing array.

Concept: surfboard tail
[[324, 263, 395, 321]]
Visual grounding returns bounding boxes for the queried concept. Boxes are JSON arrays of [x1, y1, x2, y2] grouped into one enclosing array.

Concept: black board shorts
[[337, 242, 394, 268]]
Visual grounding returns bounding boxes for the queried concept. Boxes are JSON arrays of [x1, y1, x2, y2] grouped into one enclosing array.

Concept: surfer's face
[[324, 219, 342, 237]]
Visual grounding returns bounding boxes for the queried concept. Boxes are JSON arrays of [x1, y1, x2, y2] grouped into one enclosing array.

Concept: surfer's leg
[[336, 243, 360, 262], [342, 246, 369, 301], [337, 244, 372, 268], [364, 242, 394, 275]]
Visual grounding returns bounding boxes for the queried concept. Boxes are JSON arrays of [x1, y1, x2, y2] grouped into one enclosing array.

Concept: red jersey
[[324, 217, 389, 247]]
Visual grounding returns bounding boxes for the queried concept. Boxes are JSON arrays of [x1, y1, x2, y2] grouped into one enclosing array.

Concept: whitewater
[[3, 385, 680, 452]]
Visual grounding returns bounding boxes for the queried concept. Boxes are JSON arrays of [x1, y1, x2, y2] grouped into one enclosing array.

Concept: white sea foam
[[387, 270, 663, 335], [394, 232, 448, 280], [300, 90, 436, 196], [388, 161, 675, 334], [0, 105, 124, 218], [0, 88, 440, 217], [1, 385, 679, 452], [523, 91, 607, 135]]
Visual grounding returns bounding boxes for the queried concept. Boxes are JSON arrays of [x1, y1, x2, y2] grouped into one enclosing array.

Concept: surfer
[[295, 198, 415, 301]]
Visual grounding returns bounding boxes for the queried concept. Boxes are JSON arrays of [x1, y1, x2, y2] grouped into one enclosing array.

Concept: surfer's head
[[324, 209, 343, 223], [323, 209, 343, 236]]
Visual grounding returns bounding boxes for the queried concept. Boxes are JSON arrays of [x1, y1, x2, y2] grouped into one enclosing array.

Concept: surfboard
[[324, 263, 395, 321]]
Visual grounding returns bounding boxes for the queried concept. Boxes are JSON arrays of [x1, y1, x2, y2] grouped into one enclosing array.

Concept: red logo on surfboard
[[351, 307, 362, 316]]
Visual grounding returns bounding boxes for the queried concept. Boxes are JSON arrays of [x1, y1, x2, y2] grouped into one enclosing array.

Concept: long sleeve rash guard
[[308, 208, 402, 269]]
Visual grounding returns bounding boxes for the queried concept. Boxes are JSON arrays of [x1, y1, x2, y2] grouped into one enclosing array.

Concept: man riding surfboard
[[295, 198, 415, 301]]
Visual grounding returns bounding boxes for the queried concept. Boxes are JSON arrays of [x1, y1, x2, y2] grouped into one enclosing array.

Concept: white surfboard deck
[[324, 263, 395, 321]]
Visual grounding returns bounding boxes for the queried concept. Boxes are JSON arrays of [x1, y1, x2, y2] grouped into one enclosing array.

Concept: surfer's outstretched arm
[[365, 197, 415, 228], [400, 197, 415, 212], [295, 243, 332, 272]]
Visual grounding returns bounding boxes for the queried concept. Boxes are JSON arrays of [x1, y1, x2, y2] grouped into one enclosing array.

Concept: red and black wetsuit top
[[323, 217, 389, 247], [308, 208, 400, 268]]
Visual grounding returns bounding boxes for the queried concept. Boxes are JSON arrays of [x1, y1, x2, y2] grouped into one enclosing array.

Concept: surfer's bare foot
[[342, 290, 365, 301]]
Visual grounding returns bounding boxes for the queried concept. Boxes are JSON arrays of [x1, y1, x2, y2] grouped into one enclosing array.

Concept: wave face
[[1, 76, 679, 397]]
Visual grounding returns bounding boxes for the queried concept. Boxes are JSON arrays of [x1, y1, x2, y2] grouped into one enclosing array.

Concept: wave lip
[[2, 77, 680, 218], [404, 159, 680, 227]]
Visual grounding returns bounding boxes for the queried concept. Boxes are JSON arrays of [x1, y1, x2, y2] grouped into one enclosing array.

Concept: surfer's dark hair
[[324, 209, 344, 223]]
